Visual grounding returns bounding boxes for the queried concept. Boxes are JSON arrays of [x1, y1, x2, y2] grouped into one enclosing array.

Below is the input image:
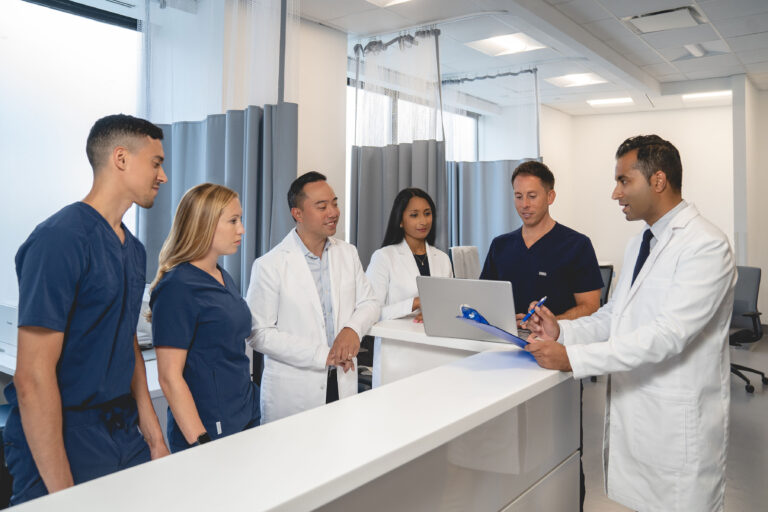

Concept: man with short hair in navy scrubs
[[481, 160, 603, 321], [4, 115, 170, 505], [480, 160, 603, 512]]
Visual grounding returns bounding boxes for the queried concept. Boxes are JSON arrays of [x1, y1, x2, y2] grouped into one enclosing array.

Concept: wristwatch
[[196, 432, 212, 445]]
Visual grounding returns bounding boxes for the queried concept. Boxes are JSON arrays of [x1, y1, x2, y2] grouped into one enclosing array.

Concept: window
[[0, 0, 141, 305]]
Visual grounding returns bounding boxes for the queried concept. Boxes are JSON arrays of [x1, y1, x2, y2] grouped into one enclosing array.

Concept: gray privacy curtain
[[138, 103, 297, 293], [447, 160, 528, 263], [350, 140, 448, 267]]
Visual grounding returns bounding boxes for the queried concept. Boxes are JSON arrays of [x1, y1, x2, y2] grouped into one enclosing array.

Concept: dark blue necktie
[[631, 229, 654, 285]]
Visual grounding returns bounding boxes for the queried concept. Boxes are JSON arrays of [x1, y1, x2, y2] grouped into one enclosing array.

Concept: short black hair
[[86, 114, 163, 172], [511, 161, 555, 190], [382, 188, 437, 247], [287, 171, 327, 212], [615, 135, 682, 192]]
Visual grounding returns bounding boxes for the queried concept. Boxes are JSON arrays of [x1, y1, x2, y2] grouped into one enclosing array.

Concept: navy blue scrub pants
[[2, 395, 150, 505]]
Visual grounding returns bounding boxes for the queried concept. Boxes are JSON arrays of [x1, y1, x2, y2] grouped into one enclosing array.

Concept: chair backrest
[[732, 266, 761, 330], [450, 246, 481, 279], [599, 265, 614, 306]]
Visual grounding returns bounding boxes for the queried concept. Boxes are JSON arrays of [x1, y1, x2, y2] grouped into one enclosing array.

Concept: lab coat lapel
[[284, 230, 324, 323], [328, 238, 342, 332], [621, 204, 699, 308]]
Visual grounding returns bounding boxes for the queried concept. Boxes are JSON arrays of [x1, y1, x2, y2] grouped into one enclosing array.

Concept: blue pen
[[521, 296, 547, 323]]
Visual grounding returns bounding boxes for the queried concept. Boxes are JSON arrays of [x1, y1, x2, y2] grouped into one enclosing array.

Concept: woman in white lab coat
[[365, 188, 453, 386]]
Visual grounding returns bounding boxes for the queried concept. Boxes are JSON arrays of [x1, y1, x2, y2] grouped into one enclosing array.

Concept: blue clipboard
[[457, 305, 529, 349]]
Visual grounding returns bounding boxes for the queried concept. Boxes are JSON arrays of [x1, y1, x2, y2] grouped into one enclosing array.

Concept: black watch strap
[[197, 432, 212, 445]]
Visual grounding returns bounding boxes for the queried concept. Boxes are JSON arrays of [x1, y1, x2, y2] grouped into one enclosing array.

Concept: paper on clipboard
[[457, 306, 529, 349]]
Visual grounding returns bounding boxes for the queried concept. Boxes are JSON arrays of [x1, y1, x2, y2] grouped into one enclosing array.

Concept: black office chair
[[599, 264, 614, 307], [729, 266, 767, 393]]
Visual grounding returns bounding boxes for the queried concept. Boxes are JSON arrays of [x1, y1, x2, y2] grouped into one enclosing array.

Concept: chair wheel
[[762, 377, 768, 385], [746, 384, 755, 393]]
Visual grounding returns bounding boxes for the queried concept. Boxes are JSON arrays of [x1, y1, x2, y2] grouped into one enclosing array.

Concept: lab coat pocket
[[629, 388, 696, 472]]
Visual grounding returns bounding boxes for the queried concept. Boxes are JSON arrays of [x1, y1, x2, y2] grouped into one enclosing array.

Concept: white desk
[[15, 321, 580, 512]]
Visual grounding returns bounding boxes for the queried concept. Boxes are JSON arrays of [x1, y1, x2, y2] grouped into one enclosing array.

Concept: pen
[[521, 296, 547, 323]]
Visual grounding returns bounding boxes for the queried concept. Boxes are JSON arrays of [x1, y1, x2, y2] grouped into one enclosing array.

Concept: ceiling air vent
[[623, 6, 706, 34]]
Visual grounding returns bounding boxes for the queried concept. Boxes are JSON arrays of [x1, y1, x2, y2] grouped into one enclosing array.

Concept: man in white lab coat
[[246, 172, 379, 423], [524, 135, 736, 511]]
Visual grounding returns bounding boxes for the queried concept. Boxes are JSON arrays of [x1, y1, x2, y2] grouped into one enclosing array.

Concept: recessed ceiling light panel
[[587, 97, 634, 107], [365, 0, 411, 7], [465, 33, 546, 57], [545, 73, 607, 88]]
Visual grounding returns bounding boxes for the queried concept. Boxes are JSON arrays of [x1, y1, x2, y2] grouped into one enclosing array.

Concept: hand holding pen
[[521, 296, 547, 323]]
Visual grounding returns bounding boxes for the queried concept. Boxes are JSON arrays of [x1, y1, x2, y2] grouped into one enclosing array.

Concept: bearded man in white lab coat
[[524, 135, 736, 512], [246, 171, 379, 423]]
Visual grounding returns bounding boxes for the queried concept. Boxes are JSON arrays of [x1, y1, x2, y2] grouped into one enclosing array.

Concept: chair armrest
[[740, 311, 762, 318]]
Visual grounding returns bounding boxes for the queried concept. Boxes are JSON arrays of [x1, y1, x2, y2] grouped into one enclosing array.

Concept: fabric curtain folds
[[137, 105, 298, 294]]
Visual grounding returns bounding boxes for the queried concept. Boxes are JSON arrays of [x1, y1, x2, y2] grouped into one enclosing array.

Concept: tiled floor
[[581, 338, 768, 511]]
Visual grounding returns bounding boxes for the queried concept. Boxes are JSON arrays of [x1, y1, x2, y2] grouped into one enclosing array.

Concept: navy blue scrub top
[[480, 223, 603, 316], [150, 263, 259, 449], [7, 202, 145, 409]]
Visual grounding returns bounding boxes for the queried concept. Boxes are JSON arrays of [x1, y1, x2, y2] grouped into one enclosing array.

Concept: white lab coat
[[560, 204, 736, 512], [246, 229, 380, 424], [365, 240, 453, 386]]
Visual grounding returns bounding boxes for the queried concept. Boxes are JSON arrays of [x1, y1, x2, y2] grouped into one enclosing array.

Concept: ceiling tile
[[605, 38, 665, 65], [642, 62, 680, 76], [641, 23, 719, 49], [554, 0, 612, 25], [736, 47, 768, 64], [700, 40, 730, 53], [330, 9, 410, 37], [598, 0, 691, 19], [698, 0, 768, 22], [657, 46, 691, 61], [673, 52, 741, 72], [710, 12, 768, 38], [745, 61, 768, 73], [684, 65, 747, 80], [581, 18, 637, 42], [727, 31, 768, 52], [301, 0, 375, 22]]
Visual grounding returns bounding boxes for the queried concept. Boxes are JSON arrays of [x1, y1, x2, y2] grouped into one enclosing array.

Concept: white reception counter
[[14, 319, 580, 512]]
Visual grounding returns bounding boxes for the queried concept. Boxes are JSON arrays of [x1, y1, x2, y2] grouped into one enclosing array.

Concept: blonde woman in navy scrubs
[[365, 188, 453, 386], [149, 183, 260, 452]]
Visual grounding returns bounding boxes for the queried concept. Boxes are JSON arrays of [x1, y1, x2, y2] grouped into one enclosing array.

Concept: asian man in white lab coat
[[246, 172, 379, 423], [523, 135, 736, 511]]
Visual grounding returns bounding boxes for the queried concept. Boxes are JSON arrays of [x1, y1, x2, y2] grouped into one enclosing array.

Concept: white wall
[[540, 106, 734, 283], [539, 106, 574, 230], [295, 20, 348, 237]]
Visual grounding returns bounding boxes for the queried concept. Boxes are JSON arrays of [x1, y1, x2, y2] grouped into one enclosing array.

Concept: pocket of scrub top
[[629, 388, 696, 471]]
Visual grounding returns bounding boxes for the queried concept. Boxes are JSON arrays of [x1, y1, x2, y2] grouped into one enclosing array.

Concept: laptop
[[417, 276, 528, 343]]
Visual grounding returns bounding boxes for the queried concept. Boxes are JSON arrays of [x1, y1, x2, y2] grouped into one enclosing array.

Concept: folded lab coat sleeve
[[365, 250, 414, 321], [565, 237, 734, 379], [245, 258, 329, 370], [558, 298, 615, 346], [344, 252, 381, 339]]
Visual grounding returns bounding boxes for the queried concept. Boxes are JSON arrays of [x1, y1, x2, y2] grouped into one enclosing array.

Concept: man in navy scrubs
[[4, 115, 170, 504], [480, 161, 603, 321], [480, 160, 602, 512]]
